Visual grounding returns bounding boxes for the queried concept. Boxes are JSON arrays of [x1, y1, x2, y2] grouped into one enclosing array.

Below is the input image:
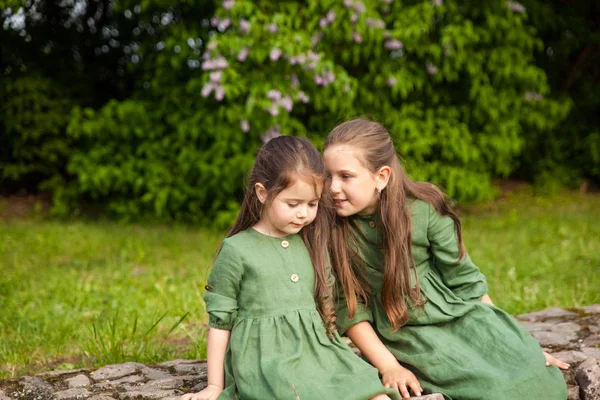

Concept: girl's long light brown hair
[[325, 118, 466, 330], [226, 136, 336, 334]]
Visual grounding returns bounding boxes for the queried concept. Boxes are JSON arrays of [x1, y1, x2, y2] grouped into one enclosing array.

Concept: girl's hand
[[180, 384, 222, 400], [381, 365, 423, 399], [544, 351, 570, 370]]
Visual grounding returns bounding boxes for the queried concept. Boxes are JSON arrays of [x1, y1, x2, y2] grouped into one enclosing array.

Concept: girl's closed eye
[[309, 202, 318, 208], [287, 203, 298, 208]]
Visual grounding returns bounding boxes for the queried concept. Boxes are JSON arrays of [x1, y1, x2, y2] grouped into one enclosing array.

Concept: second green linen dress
[[337, 199, 567, 400], [204, 228, 400, 400]]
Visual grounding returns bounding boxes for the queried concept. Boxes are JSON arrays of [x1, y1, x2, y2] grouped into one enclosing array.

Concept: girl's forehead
[[324, 144, 367, 168], [279, 175, 322, 199]]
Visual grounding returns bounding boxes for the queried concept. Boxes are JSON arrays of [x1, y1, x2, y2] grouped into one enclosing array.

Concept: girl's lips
[[334, 199, 347, 207]]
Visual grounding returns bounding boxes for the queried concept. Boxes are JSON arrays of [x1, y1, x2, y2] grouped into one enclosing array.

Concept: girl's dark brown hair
[[325, 118, 465, 330], [227, 135, 336, 334]]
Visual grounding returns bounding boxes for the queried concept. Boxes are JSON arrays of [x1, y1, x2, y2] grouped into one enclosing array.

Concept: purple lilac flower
[[201, 82, 215, 97], [211, 17, 220, 27], [207, 41, 217, 51], [210, 71, 222, 82], [220, 18, 231, 30], [298, 91, 309, 103], [267, 90, 282, 101], [307, 51, 320, 62], [384, 39, 403, 50], [350, 12, 358, 23], [319, 17, 328, 28], [352, 31, 363, 43], [268, 103, 279, 116], [270, 48, 282, 61], [222, 0, 235, 9], [387, 77, 397, 87], [367, 18, 385, 29], [280, 96, 293, 112], [296, 54, 307, 65], [240, 120, 250, 132], [267, 23, 278, 33], [215, 86, 225, 101], [426, 62, 438, 75], [507, 1, 526, 13], [315, 75, 324, 86], [433, 0, 443, 5], [524, 92, 543, 101], [327, 10, 336, 22], [311, 33, 324, 46], [344, 0, 354, 7], [290, 74, 300, 88], [237, 47, 249, 62], [239, 19, 250, 34], [261, 126, 282, 144], [353, 2, 366, 12]]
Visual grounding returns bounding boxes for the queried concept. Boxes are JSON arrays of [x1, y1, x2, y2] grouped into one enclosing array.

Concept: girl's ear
[[375, 166, 392, 191], [255, 183, 268, 204]]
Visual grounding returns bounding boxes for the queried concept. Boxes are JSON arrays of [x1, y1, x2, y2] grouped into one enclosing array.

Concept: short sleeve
[[335, 281, 374, 335], [427, 203, 488, 301], [203, 241, 243, 330]]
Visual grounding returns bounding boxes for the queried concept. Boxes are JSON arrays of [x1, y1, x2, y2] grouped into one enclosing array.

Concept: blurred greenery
[[0, 187, 598, 379], [1, 0, 597, 224]]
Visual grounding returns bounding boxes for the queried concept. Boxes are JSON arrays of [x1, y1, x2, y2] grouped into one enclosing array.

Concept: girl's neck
[[251, 221, 294, 238]]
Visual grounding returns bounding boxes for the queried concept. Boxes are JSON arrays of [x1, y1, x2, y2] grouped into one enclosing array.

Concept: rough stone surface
[[53, 388, 92, 400], [90, 363, 144, 382], [65, 375, 91, 389], [568, 384, 581, 400], [576, 359, 600, 400], [0, 305, 597, 400]]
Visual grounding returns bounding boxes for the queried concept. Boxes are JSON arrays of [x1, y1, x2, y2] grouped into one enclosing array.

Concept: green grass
[[0, 187, 599, 379]]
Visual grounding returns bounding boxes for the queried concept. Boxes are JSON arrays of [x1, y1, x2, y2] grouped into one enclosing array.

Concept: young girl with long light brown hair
[[324, 118, 568, 400], [181, 136, 399, 400]]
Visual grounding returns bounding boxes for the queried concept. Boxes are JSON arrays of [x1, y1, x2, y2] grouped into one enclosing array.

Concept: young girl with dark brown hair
[[323, 118, 569, 400], [181, 136, 400, 400]]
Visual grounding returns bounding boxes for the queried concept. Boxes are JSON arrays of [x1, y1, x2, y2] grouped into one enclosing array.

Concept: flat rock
[[53, 388, 92, 400], [38, 369, 90, 379], [172, 363, 206, 374], [583, 347, 600, 361], [552, 350, 588, 365], [529, 322, 581, 347], [517, 307, 578, 321], [582, 305, 600, 314], [139, 378, 183, 390], [91, 363, 144, 381], [567, 384, 581, 400], [118, 389, 181, 399], [19, 376, 53, 393], [583, 334, 600, 348], [575, 358, 600, 400], [409, 395, 444, 400], [0, 390, 11, 400], [88, 396, 116, 400], [140, 367, 172, 381], [66, 374, 91, 388], [155, 360, 198, 368]]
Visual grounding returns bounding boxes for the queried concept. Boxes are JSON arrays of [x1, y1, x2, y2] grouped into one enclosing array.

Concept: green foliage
[[59, 0, 569, 223], [0, 75, 73, 190]]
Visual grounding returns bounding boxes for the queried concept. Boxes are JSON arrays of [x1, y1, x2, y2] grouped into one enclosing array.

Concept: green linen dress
[[336, 199, 567, 400], [204, 228, 400, 400]]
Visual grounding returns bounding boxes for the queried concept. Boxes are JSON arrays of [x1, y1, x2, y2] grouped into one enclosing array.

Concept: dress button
[[368, 221, 375, 228], [290, 274, 299, 282], [281, 240, 290, 248]]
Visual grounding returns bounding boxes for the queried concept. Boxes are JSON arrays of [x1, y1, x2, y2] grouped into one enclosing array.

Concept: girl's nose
[[296, 206, 308, 219], [330, 178, 341, 193]]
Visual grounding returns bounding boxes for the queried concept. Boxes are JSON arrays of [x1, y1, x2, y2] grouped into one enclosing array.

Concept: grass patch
[[0, 187, 598, 378]]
